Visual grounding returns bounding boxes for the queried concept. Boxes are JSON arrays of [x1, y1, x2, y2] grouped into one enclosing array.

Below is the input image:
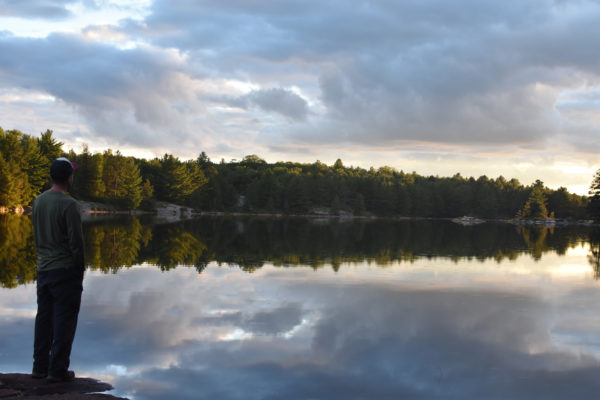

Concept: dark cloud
[[225, 88, 309, 121], [125, 0, 600, 149], [0, 0, 75, 19], [245, 88, 308, 122]]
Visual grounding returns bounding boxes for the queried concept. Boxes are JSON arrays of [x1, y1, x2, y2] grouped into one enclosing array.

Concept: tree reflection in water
[[588, 228, 600, 279], [0, 215, 596, 288], [85, 216, 150, 273], [0, 214, 36, 288]]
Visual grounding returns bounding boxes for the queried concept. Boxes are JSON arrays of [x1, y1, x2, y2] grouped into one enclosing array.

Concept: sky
[[0, 0, 599, 194]]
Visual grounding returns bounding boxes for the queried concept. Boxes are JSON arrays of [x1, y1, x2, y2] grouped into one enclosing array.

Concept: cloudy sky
[[1, 0, 599, 194]]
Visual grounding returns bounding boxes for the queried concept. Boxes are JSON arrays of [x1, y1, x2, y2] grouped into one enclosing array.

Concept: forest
[[0, 126, 592, 220]]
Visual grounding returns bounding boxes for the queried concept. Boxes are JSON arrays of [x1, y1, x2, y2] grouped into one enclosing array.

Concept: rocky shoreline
[[2, 200, 598, 227], [0, 373, 128, 400]]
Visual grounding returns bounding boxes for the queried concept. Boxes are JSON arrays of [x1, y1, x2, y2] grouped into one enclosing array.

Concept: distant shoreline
[[3, 200, 597, 227], [80, 202, 599, 227]]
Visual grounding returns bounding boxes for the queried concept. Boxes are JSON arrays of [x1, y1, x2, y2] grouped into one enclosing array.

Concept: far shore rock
[[5, 199, 600, 227], [0, 373, 128, 400]]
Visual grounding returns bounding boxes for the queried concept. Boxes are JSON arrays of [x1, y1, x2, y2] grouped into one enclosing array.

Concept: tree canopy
[[0, 126, 591, 220], [589, 169, 600, 221]]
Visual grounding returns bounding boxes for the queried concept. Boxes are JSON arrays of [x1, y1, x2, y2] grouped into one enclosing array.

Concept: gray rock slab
[[0, 374, 128, 399]]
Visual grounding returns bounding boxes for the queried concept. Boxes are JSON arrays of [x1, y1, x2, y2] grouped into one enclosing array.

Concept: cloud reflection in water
[[2, 256, 600, 399]]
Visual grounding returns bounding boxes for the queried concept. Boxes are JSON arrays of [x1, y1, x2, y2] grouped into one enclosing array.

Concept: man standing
[[31, 157, 85, 382]]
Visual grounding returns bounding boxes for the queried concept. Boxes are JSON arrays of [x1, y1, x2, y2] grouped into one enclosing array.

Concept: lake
[[2, 215, 600, 399]]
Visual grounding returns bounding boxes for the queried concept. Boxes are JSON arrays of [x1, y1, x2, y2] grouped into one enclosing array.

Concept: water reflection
[[588, 229, 600, 279], [2, 216, 600, 399], [0, 215, 36, 288], [85, 216, 149, 273], [5, 263, 600, 399], [0, 215, 596, 289]]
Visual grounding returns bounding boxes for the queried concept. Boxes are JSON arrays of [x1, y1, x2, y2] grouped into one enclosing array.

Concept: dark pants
[[33, 267, 84, 377]]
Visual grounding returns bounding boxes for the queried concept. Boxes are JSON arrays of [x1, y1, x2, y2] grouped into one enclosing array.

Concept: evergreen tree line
[[0, 128, 62, 209], [0, 127, 591, 219]]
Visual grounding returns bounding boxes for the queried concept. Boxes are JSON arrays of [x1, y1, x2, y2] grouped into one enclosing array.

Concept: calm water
[[2, 215, 600, 399]]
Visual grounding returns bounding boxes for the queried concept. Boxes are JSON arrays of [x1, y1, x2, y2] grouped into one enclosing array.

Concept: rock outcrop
[[0, 373, 128, 399]]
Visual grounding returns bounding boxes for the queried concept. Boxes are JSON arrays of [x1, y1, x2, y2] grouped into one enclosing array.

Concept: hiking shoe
[[47, 370, 75, 383], [31, 370, 47, 379]]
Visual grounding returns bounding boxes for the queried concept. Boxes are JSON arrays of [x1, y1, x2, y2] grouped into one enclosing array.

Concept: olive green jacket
[[32, 190, 85, 272]]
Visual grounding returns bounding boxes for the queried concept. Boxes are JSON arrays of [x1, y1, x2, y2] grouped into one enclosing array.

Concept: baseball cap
[[50, 157, 79, 182]]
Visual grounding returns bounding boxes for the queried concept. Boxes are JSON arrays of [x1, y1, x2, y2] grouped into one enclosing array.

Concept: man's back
[[33, 190, 84, 272], [32, 158, 85, 382]]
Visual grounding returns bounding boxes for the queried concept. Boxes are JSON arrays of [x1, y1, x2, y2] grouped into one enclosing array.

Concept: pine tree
[[196, 151, 211, 168], [102, 150, 123, 201], [37, 130, 63, 163], [18, 135, 48, 202], [159, 155, 207, 203], [0, 155, 15, 209], [141, 179, 154, 200], [120, 158, 143, 209], [89, 152, 106, 199], [522, 183, 548, 219], [589, 169, 600, 221], [0, 130, 37, 207]]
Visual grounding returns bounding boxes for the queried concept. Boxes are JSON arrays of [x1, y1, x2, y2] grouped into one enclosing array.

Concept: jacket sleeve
[[66, 201, 85, 269]]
